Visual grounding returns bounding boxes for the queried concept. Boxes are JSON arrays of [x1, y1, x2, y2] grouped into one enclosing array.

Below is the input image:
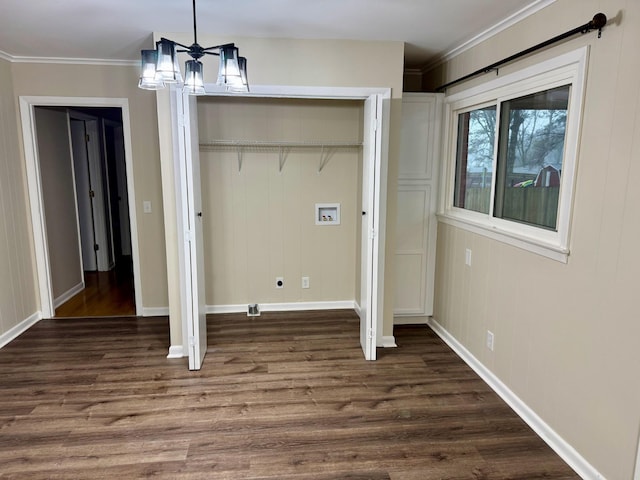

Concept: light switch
[[143, 201, 152, 213]]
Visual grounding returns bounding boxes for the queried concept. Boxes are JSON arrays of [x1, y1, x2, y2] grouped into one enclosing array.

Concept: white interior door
[[70, 115, 113, 272], [182, 94, 207, 370], [70, 119, 97, 271], [360, 95, 379, 361], [84, 119, 114, 271]]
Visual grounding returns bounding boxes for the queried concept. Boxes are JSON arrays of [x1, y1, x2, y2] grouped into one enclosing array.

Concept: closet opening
[[173, 85, 390, 369], [196, 96, 364, 317]]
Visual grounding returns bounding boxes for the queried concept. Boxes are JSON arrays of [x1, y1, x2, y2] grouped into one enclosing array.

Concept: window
[[441, 48, 588, 262], [454, 106, 496, 214]]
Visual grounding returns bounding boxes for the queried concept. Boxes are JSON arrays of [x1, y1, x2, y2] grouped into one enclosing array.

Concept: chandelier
[[138, 0, 248, 95]]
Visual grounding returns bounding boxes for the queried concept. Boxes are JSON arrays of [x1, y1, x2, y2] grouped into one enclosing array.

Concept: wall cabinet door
[[394, 93, 442, 317]]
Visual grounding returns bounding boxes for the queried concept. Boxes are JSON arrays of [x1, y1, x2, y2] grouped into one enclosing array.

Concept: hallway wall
[[34, 107, 82, 302]]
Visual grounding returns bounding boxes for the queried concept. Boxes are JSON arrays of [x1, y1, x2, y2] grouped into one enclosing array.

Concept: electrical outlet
[[486, 330, 495, 351], [301, 276, 310, 289], [276, 277, 284, 289], [143, 200, 152, 214], [465, 248, 472, 266]]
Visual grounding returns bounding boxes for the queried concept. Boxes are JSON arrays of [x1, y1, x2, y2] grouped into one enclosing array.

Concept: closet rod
[[199, 140, 362, 173], [436, 12, 607, 92], [199, 140, 362, 148]]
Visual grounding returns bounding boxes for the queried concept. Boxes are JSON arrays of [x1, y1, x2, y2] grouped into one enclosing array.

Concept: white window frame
[[439, 47, 589, 263]]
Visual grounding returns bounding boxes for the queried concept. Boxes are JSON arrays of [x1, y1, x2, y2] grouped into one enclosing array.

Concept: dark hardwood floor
[[55, 267, 135, 318], [0, 310, 579, 479]]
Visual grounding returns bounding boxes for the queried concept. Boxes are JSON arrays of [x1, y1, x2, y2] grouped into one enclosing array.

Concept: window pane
[[454, 106, 496, 214], [494, 85, 569, 230]]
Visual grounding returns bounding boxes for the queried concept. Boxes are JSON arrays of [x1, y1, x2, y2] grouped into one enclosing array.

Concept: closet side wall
[[198, 97, 362, 307]]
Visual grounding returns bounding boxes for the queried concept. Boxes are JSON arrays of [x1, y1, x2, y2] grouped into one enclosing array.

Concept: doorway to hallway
[[20, 96, 142, 320]]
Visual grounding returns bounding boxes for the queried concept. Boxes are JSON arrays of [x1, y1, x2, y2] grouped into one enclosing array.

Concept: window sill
[[436, 212, 569, 263]]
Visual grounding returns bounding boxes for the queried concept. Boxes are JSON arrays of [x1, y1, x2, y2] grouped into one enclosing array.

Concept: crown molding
[[13, 55, 138, 66], [0, 49, 137, 67], [421, 0, 557, 74]]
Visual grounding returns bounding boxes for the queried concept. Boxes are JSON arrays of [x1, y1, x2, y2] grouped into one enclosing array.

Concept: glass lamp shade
[[216, 45, 242, 88], [138, 49, 164, 90], [239, 57, 248, 87], [226, 56, 249, 93], [184, 60, 205, 95], [155, 39, 182, 84]]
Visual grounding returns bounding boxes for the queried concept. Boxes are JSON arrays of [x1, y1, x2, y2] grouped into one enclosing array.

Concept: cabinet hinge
[[188, 336, 195, 347]]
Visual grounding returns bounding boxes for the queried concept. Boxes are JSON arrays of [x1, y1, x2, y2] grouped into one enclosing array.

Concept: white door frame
[[19, 96, 143, 318], [172, 84, 391, 362], [634, 432, 640, 480]]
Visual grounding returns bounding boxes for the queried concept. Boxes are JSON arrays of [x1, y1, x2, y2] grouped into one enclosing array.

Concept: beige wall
[[155, 36, 404, 347], [198, 97, 362, 306], [34, 107, 82, 300], [10, 63, 169, 311], [425, 1, 640, 478], [0, 58, 38, 336]]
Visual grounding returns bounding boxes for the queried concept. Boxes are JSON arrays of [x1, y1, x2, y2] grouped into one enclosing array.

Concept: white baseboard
[[427, 318, 605, 480], [53, 282, 84, 308], [207, 301, 356, 315], [354, 301, 362, 317], [207, 304, 247, 314], [394, 315, 429, 325], [167, 345, 184, 358], [0, 312, 41, 349], [380, 336, 397, 348], [142, 307, 170, 317]]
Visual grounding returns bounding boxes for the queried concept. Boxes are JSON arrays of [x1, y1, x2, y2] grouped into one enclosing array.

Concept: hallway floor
[[55, 265, 135, 318]]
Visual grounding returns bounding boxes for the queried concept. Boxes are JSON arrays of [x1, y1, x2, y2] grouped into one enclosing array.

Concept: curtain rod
[[436, 13, 607, 92]]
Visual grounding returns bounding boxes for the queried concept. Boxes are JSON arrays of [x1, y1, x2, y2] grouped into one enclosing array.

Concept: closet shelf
[[199, 140, 362, 173]]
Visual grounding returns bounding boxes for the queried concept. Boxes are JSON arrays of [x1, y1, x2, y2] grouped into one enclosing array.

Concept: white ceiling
[[0, 0, 551, 68]]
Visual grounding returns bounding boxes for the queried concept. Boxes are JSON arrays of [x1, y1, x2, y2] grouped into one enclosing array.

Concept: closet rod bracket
[[237, 147, 243, 173]]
